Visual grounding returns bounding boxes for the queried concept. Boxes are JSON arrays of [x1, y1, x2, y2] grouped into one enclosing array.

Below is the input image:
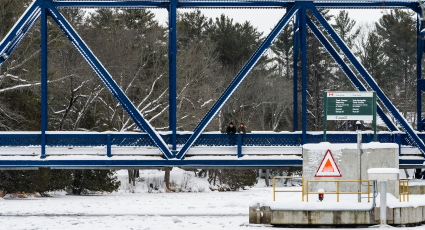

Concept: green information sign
[[323, 91, 377, 142], [325, 92, 375, 120]]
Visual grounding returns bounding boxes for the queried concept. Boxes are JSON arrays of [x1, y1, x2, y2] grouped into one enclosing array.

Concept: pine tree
[[71, 170, 120, 195], [376, 10, 416, 118]]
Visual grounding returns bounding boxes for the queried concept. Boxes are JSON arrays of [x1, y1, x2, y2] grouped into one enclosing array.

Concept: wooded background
[[0, 1, 420, 134]]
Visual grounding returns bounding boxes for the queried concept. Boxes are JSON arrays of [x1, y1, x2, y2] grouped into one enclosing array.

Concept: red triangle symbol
[[315, 149, 342, 177], [322, 159, 334, 172]]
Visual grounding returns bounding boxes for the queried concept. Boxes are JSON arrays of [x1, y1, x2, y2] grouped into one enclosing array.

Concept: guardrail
[[0, 132, 423, 157], [306, 180, 370, 202], [273, 176, 304, 201], [399, 180, 409, 202], [0, 132, 418, 147]]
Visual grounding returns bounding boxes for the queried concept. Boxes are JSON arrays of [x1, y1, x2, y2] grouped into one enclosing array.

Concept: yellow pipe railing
[[273, 177, 303, 202], [399, 180, 409, 202], [306, 180, 369, 202]]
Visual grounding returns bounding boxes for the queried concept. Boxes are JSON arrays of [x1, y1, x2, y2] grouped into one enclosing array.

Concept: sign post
[[323, 92, 377, 142]]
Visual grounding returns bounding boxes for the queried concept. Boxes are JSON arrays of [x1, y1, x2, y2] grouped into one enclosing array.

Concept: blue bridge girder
[[0, 132, 423, 168], [0, 0, 425, 168]]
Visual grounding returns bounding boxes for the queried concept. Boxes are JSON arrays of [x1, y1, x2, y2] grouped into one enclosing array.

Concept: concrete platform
[[249, 205, 425, 226], [249, 193, 425, 227]]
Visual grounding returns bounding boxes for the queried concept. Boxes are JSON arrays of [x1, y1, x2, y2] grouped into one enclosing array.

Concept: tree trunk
[[128, 170, 131, 184], [165, 167, 171, 191], [265, 169, 270, 187]]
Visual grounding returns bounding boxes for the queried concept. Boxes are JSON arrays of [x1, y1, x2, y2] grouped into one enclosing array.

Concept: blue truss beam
[[301, 5, 307, 144], [306, 17, 398, 132], [51, 1, 418, 9], [168, 0, 177, 152], [175, 3, 301, 159], [308, 3, 425, 157], [44, 2, 173, 159], [399, 158, 425, 168], [417, 11, 424, 131], [0, 159, 303, 168], [0, 158, 421, 169], [41, 4, 48, 159], [0, 0, 43, 68], [293, 11, 300, 132]]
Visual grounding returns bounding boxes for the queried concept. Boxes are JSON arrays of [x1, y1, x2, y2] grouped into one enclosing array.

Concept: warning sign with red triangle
[[315, 149, 341, 177]]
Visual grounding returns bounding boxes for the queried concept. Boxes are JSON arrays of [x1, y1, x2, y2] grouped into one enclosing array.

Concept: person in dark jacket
[[238, 123, 247, 134], [226, 122, 236, 134], [226, 122, 237, 146]]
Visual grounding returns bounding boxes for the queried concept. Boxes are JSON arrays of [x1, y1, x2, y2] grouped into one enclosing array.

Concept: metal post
[[300, 6, 307, 144], [337, 181, 339, 202], [380, 180, 387, 225], [323, 92, 327, 142], [357, 129, 361, 202], [107, 133, 111, 157], [41, 6, 48, 159], [373, 92, 377, 142], [168, 0, 177, 153], [417, 13, 422, 132], [293, 11, 300, 132], [397, 134, 401, 156], [238, 134, 242, 158]]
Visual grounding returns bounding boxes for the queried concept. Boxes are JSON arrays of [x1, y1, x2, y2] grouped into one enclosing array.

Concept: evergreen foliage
[[198, 169, 257, 190], [0, 169, 71, 197], [71, 170, 121, 195]]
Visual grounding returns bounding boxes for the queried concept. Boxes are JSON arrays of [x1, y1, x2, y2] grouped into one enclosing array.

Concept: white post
[[380, 180, 387, 225], [357, 127, 361, 203]]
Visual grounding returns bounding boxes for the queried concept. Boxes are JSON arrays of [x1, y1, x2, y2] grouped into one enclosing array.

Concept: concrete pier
[[249, 204, 425, 226]]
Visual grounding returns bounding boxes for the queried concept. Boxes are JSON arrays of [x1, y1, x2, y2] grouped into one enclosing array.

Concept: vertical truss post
[[169, 0, 177, 153], [417, 12, 423, 131], [41, 5, 48, 159], [300, 5, 307, 144], [293, 11, 300, 132]]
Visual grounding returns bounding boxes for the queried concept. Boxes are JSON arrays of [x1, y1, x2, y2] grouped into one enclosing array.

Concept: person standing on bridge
[[226, 122, 237, 146], [226, 122, 236, 134], [238, 123, 247, 134], [238, 123, 247, 145]]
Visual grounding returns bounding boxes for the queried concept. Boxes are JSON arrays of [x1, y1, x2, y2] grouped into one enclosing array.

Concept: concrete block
[[271, 210, 308, 225], [261, 206, 271, 224], [422, 206, 425, 222], [408, 185, 425, 195], [303, 143, 399, 197], [374, 207, 393, 221]]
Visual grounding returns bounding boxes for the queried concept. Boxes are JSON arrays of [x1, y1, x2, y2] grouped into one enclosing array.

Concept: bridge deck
[[0, 131, 423, 169]]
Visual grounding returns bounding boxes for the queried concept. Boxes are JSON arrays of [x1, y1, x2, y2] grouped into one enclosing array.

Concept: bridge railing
[[0, 131, 421, 157]]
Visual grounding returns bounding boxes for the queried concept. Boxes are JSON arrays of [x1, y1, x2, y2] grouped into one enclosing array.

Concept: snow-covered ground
[[1, 169, 425, 229]]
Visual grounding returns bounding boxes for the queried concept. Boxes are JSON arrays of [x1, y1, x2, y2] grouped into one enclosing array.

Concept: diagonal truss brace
[[306, 17, 399, 132], [44, 1, 173, 158], [0, 0, 44, 68], [175, 3, 301, 159], [308, 3, 425, 157]]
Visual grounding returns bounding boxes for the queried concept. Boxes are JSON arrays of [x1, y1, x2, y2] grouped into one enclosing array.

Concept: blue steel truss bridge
[[1, 0, 425, 169]]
